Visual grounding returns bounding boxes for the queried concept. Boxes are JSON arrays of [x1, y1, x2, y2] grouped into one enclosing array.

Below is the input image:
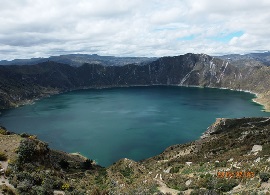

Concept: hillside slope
[[0, 53, 269, 111], [1, 117, 270, 194]]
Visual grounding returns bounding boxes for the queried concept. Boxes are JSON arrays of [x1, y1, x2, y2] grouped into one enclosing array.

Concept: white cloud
[[0, 0, 270, 60]]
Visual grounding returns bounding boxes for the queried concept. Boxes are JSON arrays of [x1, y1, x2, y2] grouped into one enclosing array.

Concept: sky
[[1, 0, 270, 60]]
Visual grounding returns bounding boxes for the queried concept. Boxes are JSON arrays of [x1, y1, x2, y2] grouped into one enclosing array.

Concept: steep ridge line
[[0, 53, 269, 111]]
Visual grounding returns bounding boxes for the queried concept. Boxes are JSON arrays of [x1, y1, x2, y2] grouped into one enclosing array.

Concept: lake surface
[[0, 86, 269, 166]]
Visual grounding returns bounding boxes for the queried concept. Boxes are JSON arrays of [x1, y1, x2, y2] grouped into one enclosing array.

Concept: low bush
[[197, 173, 218, 190], [17, 180, 33, 193], [214, 161, 227, 168], [259, 172, 270, 182], [215, 178, 238, 192], [17, 139, 36, 163], [20, 133, 30, 138], [169, 166, 180, 173], [59, 159, 69, 169], [120, 167, 133, 178], [61, 183, 70, 191], [0, 151, 7, 161], [0, 127, 9, 135], [82, 159, 93, 170]]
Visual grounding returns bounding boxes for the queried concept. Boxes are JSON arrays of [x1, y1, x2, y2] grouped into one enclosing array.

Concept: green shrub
[[20, 133, 30, 138], [61, 183, 70, 191], [214, 161, 227, 168], [91, 187, 109, 195], [5, 168, 12, 176], [53, 179, 64, 190], [173, 184, 188, 191], [17, 139, 36, 163], [82, 159, 93, 170], [59, 159, 69, 169], [16, 171, 33, 182], [31, 172, 43, 185], [170, 166, 180, 173], [95, 168, 108, 185], [0, 151, 7, 161], [120, 167, 133, 178], [17, 180, 33, 193], [259, 172, 270, 182], [40, 178, 54, 194], [0, 127, 9, 135], [197, 173, 214, 189], [215, 178, 238, 192]]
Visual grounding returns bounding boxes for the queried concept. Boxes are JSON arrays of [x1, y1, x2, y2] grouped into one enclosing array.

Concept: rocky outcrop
[[141, 116, 270, 194], [201, 117, 270, 138], [0, 53, 269, 110]]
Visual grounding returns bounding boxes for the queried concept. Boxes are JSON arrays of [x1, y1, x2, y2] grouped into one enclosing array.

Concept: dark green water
[[0, 86, 269, 166]]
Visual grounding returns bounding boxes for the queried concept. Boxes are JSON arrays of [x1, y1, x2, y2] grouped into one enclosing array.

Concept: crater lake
[[0, 86, 269, 166]]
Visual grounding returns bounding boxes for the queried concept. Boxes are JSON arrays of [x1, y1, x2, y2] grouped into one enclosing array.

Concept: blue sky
[[209, 31, 245, 43], [0, 0, 270, 60]]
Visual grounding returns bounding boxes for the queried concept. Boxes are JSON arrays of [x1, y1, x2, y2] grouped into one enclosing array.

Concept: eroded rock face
[[201, 118, 228, 138], [202, 117, 270, 139], [0, 53, 270, 110]]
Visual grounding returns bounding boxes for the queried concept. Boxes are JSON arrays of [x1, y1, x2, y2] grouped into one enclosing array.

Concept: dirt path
[[0, 161, 15, 192], [154, 178, 180, 195]]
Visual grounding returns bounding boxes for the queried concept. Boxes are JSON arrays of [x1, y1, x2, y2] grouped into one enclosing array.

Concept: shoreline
[[1, 84, 269, 167], [1, 84, 269, 113], [178, 85, 269, 112]]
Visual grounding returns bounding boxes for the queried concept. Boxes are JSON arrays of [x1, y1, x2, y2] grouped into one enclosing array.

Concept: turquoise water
[[0, 86, 269, 166]]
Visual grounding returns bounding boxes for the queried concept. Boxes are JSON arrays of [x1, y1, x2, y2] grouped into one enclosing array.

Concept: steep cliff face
[[0, 53, 269, 110]]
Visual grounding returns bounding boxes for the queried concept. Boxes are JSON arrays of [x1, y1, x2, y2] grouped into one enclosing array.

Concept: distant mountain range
[[1, 52, 270, 67], [217, 51, 270, 66], [0, 54, 157, 67]]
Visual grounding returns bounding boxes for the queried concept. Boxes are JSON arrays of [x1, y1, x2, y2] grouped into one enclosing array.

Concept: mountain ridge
[[0, 54, 157, 67], [217, 52, 270, 67], [1, 52, 270, 67], [0, 53, 269, 111]]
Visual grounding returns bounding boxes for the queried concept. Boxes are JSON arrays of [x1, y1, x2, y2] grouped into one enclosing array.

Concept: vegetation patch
[[0, 151, 7, 161], [259, 172, 270, 182], [120, 167, 133, 178], [0, 127, 9, 135]]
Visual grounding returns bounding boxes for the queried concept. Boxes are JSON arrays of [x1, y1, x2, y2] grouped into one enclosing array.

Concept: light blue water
[[0, 86, 269, 166]]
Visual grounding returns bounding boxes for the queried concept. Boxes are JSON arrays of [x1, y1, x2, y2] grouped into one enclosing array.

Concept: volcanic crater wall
[[0, 53, 269, 110]]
